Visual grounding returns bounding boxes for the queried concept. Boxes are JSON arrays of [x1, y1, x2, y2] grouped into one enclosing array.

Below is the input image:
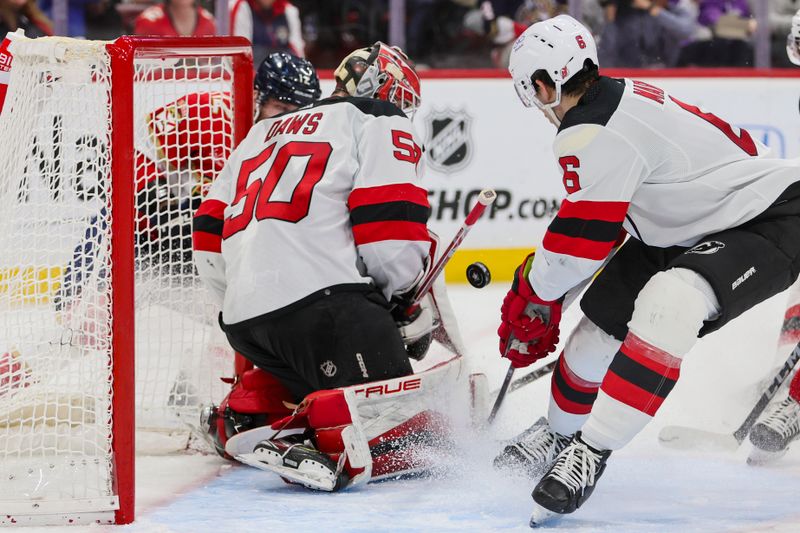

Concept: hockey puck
[[466, 262, 491, 288]]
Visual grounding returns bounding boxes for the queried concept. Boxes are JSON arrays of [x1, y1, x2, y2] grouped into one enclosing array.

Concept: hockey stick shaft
[[411, 189, 497, 306], [508, 359, 557, 393], [731, 340, 800, 443], [487, 362, 515, 424]]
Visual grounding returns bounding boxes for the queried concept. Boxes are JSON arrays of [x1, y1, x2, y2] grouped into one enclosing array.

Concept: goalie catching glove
[[390, 230, 466, 361], [498, 251, 562, 368], [392, 299, 434, 361]]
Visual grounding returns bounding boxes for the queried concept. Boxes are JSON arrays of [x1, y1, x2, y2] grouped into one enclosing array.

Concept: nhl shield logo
[[320, 360, 337, 378], [425, 108, 473, 174]]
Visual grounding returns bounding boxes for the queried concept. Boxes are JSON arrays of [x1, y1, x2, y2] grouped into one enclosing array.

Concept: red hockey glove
[[498, 252, 562, 368]]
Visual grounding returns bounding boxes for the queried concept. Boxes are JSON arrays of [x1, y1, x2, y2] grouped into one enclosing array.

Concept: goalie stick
[[411, 189, 497, 307], [658, 340, 800, 451]]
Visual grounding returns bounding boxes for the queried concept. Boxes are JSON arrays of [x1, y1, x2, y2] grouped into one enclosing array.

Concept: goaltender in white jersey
[[195, 90, 428, 322], [193, 42, 466, 492]]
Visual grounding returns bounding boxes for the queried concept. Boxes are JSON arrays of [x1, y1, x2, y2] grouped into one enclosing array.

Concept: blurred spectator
[[39, 0, 105, 37], [697, 0, 752, 29], [230, 0, 304, 66], [464, 1, 530, 67], [769, 0, 800, 66], [516, 0, 605, 34], [677, 0, 755, 66], [0, 0, 53, 36], [134, 0, 216, 37], [598, 0, 697, 67], [463, 0, 605, 68], [407, 0, 436, 60]]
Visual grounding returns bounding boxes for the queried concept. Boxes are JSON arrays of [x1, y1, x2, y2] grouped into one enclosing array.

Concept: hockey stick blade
[[657, 425, 740, 451], [659, 341, 800, 451]]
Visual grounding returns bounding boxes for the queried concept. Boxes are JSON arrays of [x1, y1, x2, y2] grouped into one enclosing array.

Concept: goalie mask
[[334, 42, 421, 117], [508, 15, 597, 126]]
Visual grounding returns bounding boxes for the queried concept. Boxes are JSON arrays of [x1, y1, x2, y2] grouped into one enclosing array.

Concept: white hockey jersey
[[193, 97, 430, 325], [530, 77, 800, 301]]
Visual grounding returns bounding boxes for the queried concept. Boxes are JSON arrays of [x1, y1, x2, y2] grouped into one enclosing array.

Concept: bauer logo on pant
[[425, 108, 473, 174], [320, 360, 337, 378]]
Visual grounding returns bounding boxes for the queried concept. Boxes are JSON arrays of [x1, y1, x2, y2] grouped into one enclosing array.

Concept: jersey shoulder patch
[[558, 76, 624, 133]]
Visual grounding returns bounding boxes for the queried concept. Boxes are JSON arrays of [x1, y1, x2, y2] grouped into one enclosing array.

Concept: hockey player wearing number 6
[[493, 15, 800, 525], [193, 42, 465, 492]]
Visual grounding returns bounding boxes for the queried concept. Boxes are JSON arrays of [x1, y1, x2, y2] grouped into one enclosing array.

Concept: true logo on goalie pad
[[353, 377, 422, 398], [425, 108, 473, 174], [320, 360, 337, 378]]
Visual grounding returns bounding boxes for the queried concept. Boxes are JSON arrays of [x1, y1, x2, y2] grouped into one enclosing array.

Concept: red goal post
[[0, 36, 252, 525]]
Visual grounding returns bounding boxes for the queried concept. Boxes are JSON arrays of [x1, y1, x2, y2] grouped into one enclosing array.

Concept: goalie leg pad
[[209, 366, 295, 457], [262, 356, 463, 488]]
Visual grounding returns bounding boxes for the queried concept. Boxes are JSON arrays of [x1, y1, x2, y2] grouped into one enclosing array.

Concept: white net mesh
[[0, 36, 241, 522], [0, 37, 116, 517], [131, 57, 235, 437]]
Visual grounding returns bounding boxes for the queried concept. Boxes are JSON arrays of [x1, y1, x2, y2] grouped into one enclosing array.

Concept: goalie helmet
[[508, 15, 597, 117], [334, 42, 421, 116], [254, 52, 321, 108]]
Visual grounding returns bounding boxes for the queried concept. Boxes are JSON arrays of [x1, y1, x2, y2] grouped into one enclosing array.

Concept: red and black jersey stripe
[[601, 334, 682, 416], [348, 183, 430, 245], [193, 199, 226, 253], [542, 199, 629, 261], [551, 354, 600, 415]]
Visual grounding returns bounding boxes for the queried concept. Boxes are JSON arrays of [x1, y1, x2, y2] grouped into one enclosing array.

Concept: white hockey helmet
[[508, 15, 598, 114]]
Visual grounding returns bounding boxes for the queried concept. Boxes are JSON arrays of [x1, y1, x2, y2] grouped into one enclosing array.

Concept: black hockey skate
[[494, 417, 571, 476], [748, 396, 800, 465], [237, 434, 350, 492], [529, 432, 611, 527]]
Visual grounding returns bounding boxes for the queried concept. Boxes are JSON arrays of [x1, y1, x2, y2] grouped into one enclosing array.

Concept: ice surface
[[25, 285, 800, 532]]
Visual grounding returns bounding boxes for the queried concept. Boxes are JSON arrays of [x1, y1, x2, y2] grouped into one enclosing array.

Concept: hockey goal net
[[0, 35, 252, 525]]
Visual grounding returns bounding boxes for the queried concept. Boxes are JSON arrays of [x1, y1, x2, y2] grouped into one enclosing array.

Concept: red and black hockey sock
[[550, 353, 600, 416], [582, 333, 683, 450], [790, 370, 800, 404], [602, 334, 682, 417], [780, 304, 800, 346]]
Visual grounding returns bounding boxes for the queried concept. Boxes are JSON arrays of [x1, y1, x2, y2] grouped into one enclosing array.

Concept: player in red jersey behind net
[[192, 42, 466, 492]]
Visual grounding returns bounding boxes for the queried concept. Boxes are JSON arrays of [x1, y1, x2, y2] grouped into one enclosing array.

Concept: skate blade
[[747, 446, 788, 466], [529, 503, 561, 528], [235, 452, 337, 492]]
